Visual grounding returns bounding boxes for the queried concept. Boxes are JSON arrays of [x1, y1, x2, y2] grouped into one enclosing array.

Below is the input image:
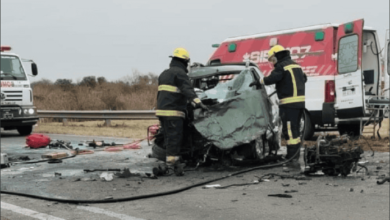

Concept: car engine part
[[304, 134, 364, 176]]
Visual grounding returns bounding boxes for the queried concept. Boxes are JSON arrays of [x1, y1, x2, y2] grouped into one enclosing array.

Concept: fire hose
[[0, 149, 300, 204]]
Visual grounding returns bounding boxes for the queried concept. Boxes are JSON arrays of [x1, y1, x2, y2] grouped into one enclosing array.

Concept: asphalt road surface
[[1, 130, 389, 220]]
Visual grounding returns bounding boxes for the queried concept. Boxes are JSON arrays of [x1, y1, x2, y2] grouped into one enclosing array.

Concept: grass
[[34, 120, 159, 139]]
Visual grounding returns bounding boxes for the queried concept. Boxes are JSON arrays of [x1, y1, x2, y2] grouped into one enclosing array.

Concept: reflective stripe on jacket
[[156, 58, 198, 117], [263, 51, 307, 109]]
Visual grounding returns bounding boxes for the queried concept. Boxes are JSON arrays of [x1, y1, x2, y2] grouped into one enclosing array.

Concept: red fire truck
[[208, 19, 389, 139]]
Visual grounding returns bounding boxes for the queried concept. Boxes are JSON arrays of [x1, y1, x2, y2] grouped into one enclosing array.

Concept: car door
[[335, 19, 365, 119]]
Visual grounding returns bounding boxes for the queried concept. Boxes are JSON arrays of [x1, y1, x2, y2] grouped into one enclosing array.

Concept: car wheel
[[17, 126, 33, 136], [300, 111, 314, 140]]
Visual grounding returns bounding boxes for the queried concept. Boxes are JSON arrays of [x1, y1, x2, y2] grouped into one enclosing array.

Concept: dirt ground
[[34, 119, 160, 139], [35, 119, 390, 153]]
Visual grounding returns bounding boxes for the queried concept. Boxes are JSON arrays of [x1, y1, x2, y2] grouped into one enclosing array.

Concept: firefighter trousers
[[158, 117, 183, 157], [279, 107, 303, 160]]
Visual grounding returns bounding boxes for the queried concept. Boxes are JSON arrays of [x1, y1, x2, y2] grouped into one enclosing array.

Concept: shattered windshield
[[196, 70, 255, 102], [1, 55, 27, 80]]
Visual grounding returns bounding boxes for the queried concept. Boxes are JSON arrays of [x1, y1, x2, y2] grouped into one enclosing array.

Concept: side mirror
[[31, 63, 38, 76]]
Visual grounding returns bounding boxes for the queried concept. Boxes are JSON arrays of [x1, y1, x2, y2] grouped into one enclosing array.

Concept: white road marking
[[1, 201, 65, 220], [77, 205, 145, 220]]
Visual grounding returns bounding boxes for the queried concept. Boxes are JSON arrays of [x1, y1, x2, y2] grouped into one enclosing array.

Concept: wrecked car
[[151, 62, 282, 166]]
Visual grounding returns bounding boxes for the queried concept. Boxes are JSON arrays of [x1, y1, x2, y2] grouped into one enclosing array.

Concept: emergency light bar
[[1, 45, 12, 52]]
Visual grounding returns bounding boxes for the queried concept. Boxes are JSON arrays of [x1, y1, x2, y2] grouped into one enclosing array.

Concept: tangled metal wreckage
[[152, 63, 283, 167], [151, 62, 365, 175]]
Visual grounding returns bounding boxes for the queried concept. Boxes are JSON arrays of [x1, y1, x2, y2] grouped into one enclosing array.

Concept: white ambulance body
[[208, 19, 389, 139], [383, 30, 390, 117], [1, 46, 39, 135]]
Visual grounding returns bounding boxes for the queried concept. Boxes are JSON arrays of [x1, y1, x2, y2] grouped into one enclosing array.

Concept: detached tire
[[301, 111, 314, 140], [17, 126, 33, 136]]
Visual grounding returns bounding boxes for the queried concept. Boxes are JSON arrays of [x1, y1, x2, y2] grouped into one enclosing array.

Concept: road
[[1, 130, 389, 220]]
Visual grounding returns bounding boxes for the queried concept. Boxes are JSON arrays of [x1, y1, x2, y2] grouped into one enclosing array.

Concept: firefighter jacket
[[156, 58, 200, 118], [263, 51, 307, 109]]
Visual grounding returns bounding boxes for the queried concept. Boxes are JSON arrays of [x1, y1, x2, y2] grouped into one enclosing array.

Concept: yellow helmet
[[171, 47, 190, 60], [268, 45, 286, 60]]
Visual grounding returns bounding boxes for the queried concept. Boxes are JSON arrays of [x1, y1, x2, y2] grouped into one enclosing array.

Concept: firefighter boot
[[284, 145, 301, 171], [166, 156, 185, 176]]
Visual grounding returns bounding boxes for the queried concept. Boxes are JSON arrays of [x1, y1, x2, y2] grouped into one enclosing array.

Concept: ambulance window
[[387, 42, 390, 75], [338, 35, 358, 74]]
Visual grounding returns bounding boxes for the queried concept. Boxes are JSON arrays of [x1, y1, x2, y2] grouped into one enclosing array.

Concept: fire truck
[[1, 46, 39, 135], [208, 19, 389, 139]]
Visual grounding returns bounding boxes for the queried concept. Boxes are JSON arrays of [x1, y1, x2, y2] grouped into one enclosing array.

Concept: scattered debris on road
[[49, 140, 73, 149], [84, 169, 121, 173], [100, 172, 114, 181], [304, 134, 364, 177], [41, 152, 69, 159], [268, 194, 292, 198]]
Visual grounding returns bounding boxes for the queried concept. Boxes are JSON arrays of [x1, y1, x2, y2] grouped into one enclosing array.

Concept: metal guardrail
[[37, 110, 157, 126]]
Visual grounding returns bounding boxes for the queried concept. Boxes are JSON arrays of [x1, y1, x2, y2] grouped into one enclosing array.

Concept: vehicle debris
[[304, 134, 364, 177], [268, 194, 292, 198], [284, 190, 298, 193], [152, 63, 281, 168], [203, 184, 221, 189], [100, 172, 114, 181], [115, 168, 132, 178], [49, 140, 73, 149], [41, 152, 69, 160], [87, 140, 119, 148], [84, 169, 121, 173], [72, 149, 94, 155], [18, 156, 30, 161]]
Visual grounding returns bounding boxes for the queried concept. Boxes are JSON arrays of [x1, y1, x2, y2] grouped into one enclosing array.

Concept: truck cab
[[1, 46, 39, 135]]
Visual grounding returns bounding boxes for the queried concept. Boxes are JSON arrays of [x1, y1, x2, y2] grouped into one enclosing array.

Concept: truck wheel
[[300, 111, 314, 140], [17, 126, 33, 136], [338, 124, 361, 137]]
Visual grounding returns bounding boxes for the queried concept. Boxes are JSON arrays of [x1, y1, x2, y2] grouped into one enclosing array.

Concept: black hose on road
[[1, 150, 300, 204]]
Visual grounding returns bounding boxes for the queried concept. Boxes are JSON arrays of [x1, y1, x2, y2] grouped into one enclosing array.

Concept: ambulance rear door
[[335, 19, 365, 119], [384, 29, 389, 100]]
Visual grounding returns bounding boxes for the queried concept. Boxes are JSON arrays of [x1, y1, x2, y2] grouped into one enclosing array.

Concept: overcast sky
[[1, 0, 389, 83]]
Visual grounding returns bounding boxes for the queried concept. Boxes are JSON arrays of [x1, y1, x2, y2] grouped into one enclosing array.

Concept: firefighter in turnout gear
[[156, 47, 209, 176], [261, 45, 307, 170]]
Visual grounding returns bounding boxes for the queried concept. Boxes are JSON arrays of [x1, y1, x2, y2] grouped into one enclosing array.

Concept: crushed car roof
[[189, 63, 257, 79]]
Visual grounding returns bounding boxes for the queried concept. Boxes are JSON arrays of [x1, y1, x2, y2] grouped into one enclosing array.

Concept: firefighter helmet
[[268, 45, 287, 60], [171, 47, 190, 60]]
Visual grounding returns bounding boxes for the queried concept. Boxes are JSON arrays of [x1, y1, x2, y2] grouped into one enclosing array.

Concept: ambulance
[[208, 19, 389, 139], [1, 46, 39, 135]]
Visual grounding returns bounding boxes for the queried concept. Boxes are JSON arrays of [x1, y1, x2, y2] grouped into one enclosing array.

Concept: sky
[[1, 0, 389, 83]]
